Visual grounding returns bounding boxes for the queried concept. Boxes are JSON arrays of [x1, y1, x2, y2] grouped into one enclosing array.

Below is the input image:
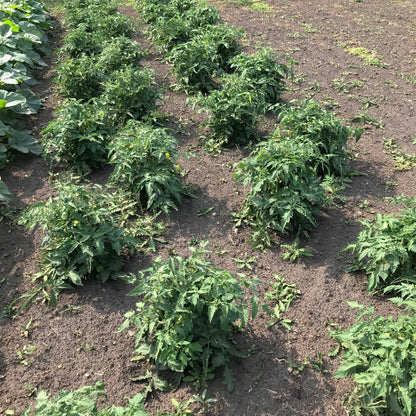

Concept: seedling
[[264, 274, 300, 329], [232, 253, 257, 270], [17, 345, 36, 367], [281, 239, 313, 262], [288, 353, 328, 374], [20, 319, 39, 338], [197, 206, 214, 216], [24, 382, 37, 397]]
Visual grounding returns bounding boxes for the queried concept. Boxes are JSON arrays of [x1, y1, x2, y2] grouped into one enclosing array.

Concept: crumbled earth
[[1, 0, 416, 415]]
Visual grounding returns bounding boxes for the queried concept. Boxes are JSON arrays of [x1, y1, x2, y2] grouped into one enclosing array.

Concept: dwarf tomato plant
[[278, 99, 362, 177], [118, 243, 259, 391], [108, 121, 192, 214], [41, 99, 116, 174], [19, 181, 161, 298], [344, 197, 416, 293], [331, 298, 416, 416], [234, 132, 330, 248]]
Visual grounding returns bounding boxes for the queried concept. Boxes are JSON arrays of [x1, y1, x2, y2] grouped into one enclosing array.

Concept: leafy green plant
[[278, 99, 362, 177], [59, 24, 105, 58], [229, 48, 294, 110], [0, 179, 12, 204], [166, 39, 220, 94], [118, 243, 259, 391], [331, 300, 416, 415], [263, 274, 300, 329], [1, 0, 51, 201], [166, 24, 243, 94], [18, 381, 213, 416], [108, 121, 192, 214], [194, 75, 263, 148], [17, 345, 36, 367], [54, 56, 105, 100], [281, 238, 313, 262], [96, 36, 144, 73], [18, 382, 148, 416], [99, 66, 160, 123], [18, 180, 162, 301], [41, 99, 116, 173], [137, 0, 200, 24], [344, 196, 416, 293], [63, 1, 135, 38], [232, 253, 256, 270], [233, 132, 330, 248], [146, 1, 221, 50]]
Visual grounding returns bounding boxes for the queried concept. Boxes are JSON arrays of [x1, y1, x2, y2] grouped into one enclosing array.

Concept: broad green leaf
[[8, 128, 41, 154], [0, 90, 25, 108], [0, 180, 12, 203]]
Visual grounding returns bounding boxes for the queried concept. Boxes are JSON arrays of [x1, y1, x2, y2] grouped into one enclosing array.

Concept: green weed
[[345, 46, 386, 67], [263, 274, 300, 329], [281, 239, 313, 262], [17, 345, 36, 367], [383, 137, 416, 170]]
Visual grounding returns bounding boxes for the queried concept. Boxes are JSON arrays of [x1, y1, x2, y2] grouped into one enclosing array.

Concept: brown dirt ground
[[1, 0, 416, 414]]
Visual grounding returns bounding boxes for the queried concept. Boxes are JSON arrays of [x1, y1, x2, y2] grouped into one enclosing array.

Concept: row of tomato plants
[[135, 1, 416, 414], [0, 0, 53, 202], [9, 0, 261, 413]]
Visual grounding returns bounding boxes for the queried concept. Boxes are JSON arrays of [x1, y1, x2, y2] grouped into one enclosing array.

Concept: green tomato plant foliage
[[96, 36, 144, 73], [234, 132, 330, 248], [108, 120, 192, 214], [19, 381, 162, 416], [331, 297, 416, 416], [62, 0, 135, 38], [194, 75, 264, 148], [54, 56, 105, 100], [19, 380, 211, 415], [118, 243, 259, 392], [137, 0, 201, 24], [59, 24, 106, 58], [41, 99, 116, 174], [229, 48, 294, 110], [99, 66, 161, 124], [278, 99, 362, 177], [146, 1, 221, 51], [344, 197, 416, 293], [18, 180, 163, 301], [166, 24, 244, 94]]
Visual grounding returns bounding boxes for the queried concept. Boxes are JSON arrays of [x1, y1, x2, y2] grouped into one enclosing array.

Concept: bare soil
[[1, 0, 416, 415]]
